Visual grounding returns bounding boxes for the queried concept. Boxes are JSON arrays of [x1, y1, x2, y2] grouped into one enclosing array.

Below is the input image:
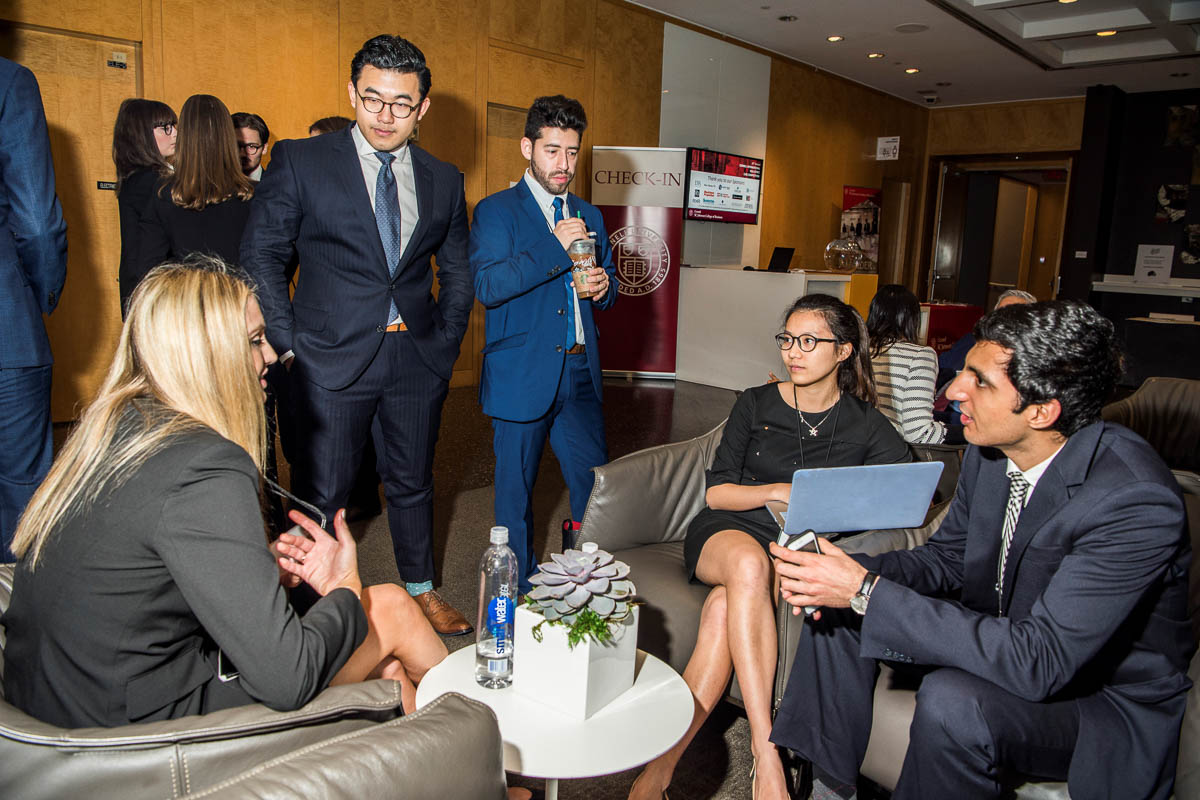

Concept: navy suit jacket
[[240, 128, 473, 389], [0, 58, 66, 369], [470, 180, 616, 422], [858, 422, 1193, 799]]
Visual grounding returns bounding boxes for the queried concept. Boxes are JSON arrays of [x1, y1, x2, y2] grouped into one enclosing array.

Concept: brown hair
[[167, 94, 254, 210]]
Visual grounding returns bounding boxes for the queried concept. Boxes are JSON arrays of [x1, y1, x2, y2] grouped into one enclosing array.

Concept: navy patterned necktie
[[996, 470, 1031, 609], [554, 197, 576, 348], [374, 151, 401, 323]]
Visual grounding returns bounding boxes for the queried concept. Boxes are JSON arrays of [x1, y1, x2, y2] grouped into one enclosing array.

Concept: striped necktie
[[996, 469, 1031, 610]]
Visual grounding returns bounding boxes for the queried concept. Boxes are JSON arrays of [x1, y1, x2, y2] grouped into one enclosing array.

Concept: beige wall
[[927, 98, 1085, 156]]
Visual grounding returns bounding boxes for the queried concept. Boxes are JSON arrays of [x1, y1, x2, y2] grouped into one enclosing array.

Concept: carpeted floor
[[343, 378, 765, 800]]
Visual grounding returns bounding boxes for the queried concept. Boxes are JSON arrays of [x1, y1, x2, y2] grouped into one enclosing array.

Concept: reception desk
[[676, 268, 877, 391]]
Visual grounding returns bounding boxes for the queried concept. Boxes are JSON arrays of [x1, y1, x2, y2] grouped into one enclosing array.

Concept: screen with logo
[[683, 147, 763, 224]]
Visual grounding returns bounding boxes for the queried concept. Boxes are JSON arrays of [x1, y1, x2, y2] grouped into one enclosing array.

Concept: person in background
[[470, 94, 617, 594], [2, 260, 448, 726], [134, 94, 254, 285], [867, 284, 947, 445], [308, 115, 353, 137], [241, 35, 475, 636], [628, 295, 910, 800], [0, 57, 68, 561], [231, 111, 269, 181], [770, 300, 1192, 800], [937, 288, 1037, 389], [113, 97, 176, 314]]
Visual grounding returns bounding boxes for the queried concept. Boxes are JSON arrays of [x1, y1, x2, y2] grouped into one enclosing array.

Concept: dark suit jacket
[[134, 182, 251, 280], [858, 421, 1193, 799], [0, 58, 66, 369], [470, 180, 617, 422], [1, 422, 367, 728], [117, 167, 160, 311], [240, 129, 473, 389]]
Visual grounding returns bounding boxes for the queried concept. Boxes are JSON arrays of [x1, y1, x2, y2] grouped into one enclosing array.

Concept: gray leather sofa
[[578, 420, 958, 709], [0, 564, 507, 800]]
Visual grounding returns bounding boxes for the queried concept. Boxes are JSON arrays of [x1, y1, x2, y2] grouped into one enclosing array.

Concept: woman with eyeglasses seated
[[2, 259, 447, 728], [866, 284, 948, 445], [629, 294, 910, 800], [131, 94, 254, 300], [113, 97, 177, 315]]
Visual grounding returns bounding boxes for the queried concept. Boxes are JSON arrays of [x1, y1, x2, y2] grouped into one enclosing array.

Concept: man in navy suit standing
[[241, 35, 474, 634], [770, 301, 1193, 799], [0, 58, 67, 561], [470, 96, 617, 593]]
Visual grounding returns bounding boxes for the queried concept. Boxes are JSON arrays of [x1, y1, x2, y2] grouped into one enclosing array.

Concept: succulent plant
[[526, 543, 636, 641]]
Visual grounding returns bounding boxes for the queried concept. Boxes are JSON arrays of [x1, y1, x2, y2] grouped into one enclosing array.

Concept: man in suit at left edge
[[0, 57, 68, 560], [241, 35, 475, 634]]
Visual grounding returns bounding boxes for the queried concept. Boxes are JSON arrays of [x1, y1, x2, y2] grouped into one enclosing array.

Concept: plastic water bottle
[[475, 526, 518, 688]]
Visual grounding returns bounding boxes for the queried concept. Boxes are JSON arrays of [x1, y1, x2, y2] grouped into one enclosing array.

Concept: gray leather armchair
[[578, 421, 957, 709], [0, 564, 507, 800]]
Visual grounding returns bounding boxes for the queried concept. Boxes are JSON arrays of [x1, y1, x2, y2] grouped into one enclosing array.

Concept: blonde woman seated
[[2, 259, 447, 727], [629, 295, 910, 800]]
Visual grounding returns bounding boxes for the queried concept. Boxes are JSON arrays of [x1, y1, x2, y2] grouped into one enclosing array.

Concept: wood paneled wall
[[927, 98, 1085, 156], [760, 59, 930, 287]]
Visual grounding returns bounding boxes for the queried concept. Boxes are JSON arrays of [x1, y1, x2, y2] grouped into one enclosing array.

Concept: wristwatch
[[850, 572, 879, 616]]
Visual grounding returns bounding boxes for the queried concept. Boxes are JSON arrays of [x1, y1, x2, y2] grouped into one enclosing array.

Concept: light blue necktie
[[374, 151, 401, 324], [554, 197, 576, 349]]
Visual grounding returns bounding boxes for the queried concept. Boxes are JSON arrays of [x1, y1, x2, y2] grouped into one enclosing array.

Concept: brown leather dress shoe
[[413, 590, 473, 636]]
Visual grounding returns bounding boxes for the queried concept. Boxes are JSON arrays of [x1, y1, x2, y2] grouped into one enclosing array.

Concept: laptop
[[765, 461, 944, 536], [765, 246, 795, 273]]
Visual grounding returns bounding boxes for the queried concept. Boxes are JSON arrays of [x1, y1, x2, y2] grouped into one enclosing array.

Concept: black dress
[[117, 167, 162, 313], [683, 383, 911, 580]]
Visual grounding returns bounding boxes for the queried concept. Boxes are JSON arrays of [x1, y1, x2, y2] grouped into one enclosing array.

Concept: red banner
[[596, 205, 682, 374]]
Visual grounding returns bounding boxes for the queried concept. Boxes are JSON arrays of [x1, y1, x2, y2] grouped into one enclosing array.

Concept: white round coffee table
[[416, 647, 693, 800]]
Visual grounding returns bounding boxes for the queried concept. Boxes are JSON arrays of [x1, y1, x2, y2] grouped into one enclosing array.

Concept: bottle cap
[[490, 526, 509, 544], [580, 541, 598, 553]]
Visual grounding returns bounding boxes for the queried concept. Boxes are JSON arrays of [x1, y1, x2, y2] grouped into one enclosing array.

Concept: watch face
[[851, 593, 868, 615]]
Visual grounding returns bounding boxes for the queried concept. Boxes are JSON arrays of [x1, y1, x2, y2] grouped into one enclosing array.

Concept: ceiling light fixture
[[905, 67, 920, 74], [868, 52, 885, 59], [778, 15, 797, 22], [1171, 72, 1191, 78], [895, 23, 930, 34], [1058, 0, 1077, 4], [1096, 30, 1117, 36], [826, 35, 844, 43]]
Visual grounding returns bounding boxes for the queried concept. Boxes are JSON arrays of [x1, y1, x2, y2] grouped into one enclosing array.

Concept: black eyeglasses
[[356, 91, 420, 119], [775, 333, 838, 352], [237, 142, 264, 154], [154, 122, 176, 135]]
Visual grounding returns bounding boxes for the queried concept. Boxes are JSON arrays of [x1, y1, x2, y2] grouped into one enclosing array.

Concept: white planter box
[[512, 603, 639, 720]]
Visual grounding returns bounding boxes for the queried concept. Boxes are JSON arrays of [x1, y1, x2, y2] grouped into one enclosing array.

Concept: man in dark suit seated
[[770, 300, 1194, 800], [241, 35, 475, 634]]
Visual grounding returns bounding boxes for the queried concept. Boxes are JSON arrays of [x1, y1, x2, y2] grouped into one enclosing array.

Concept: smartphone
[[775, 528, 821, 615]]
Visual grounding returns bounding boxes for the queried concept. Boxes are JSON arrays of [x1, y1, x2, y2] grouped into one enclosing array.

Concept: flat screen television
[[683, 147, 763, 224]]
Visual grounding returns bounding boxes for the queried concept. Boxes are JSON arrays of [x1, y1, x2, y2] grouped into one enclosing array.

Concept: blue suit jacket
[[240, 128, 473, 389], [0, 58, 66, 369], [470, 180, 617, 422], [858, 422, 1193, 799]]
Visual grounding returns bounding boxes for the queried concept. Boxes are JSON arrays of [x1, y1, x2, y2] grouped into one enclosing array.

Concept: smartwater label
[[487, 595, 512, 655]]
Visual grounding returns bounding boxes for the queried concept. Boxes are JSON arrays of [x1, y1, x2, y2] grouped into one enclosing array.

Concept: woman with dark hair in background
[[113, 98, 176, 314], [867, 284, 948, 445], [132, 94, 254, 294], [629, 294, 910, 800]]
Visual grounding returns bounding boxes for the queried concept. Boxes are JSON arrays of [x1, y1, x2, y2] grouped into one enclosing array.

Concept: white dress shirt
[[523, 169, 585, 346]]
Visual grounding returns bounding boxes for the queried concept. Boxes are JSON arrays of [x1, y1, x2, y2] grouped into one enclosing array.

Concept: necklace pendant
[[807, 425, 819, 437]]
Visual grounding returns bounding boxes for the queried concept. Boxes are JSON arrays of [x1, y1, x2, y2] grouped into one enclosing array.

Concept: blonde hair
[[13, 257, 267, 566]]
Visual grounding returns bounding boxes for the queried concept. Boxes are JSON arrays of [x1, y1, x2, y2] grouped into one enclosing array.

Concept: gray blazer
[[2, 420, 367, 727]]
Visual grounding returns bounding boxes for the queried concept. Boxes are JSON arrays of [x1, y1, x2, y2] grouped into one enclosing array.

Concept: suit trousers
[[0, 365, 52, 561], [770, 608, 1079, 799], [290, 331, 448, 583], [492, 352, 607, 593]]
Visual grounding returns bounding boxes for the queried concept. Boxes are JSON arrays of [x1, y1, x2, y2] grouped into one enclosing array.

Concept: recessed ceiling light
[[868, 52, 885, 59], [1171, 72, 1191, 78], [935, 81, 952, 87], [778, 15, 797, 22], [826, 35, 844, 43], [905, 67, 920, 74], [1058, 0, 1077, 4], [1096, 30, 1117, 36], [895, 23, 930, 34]]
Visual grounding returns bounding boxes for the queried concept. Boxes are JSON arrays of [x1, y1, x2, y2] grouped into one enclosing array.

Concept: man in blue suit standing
[[471, 95, 617, 593], [0, 58, 68, 561], [241, 36, 475, 634], [770, 301, 1193, 799]]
